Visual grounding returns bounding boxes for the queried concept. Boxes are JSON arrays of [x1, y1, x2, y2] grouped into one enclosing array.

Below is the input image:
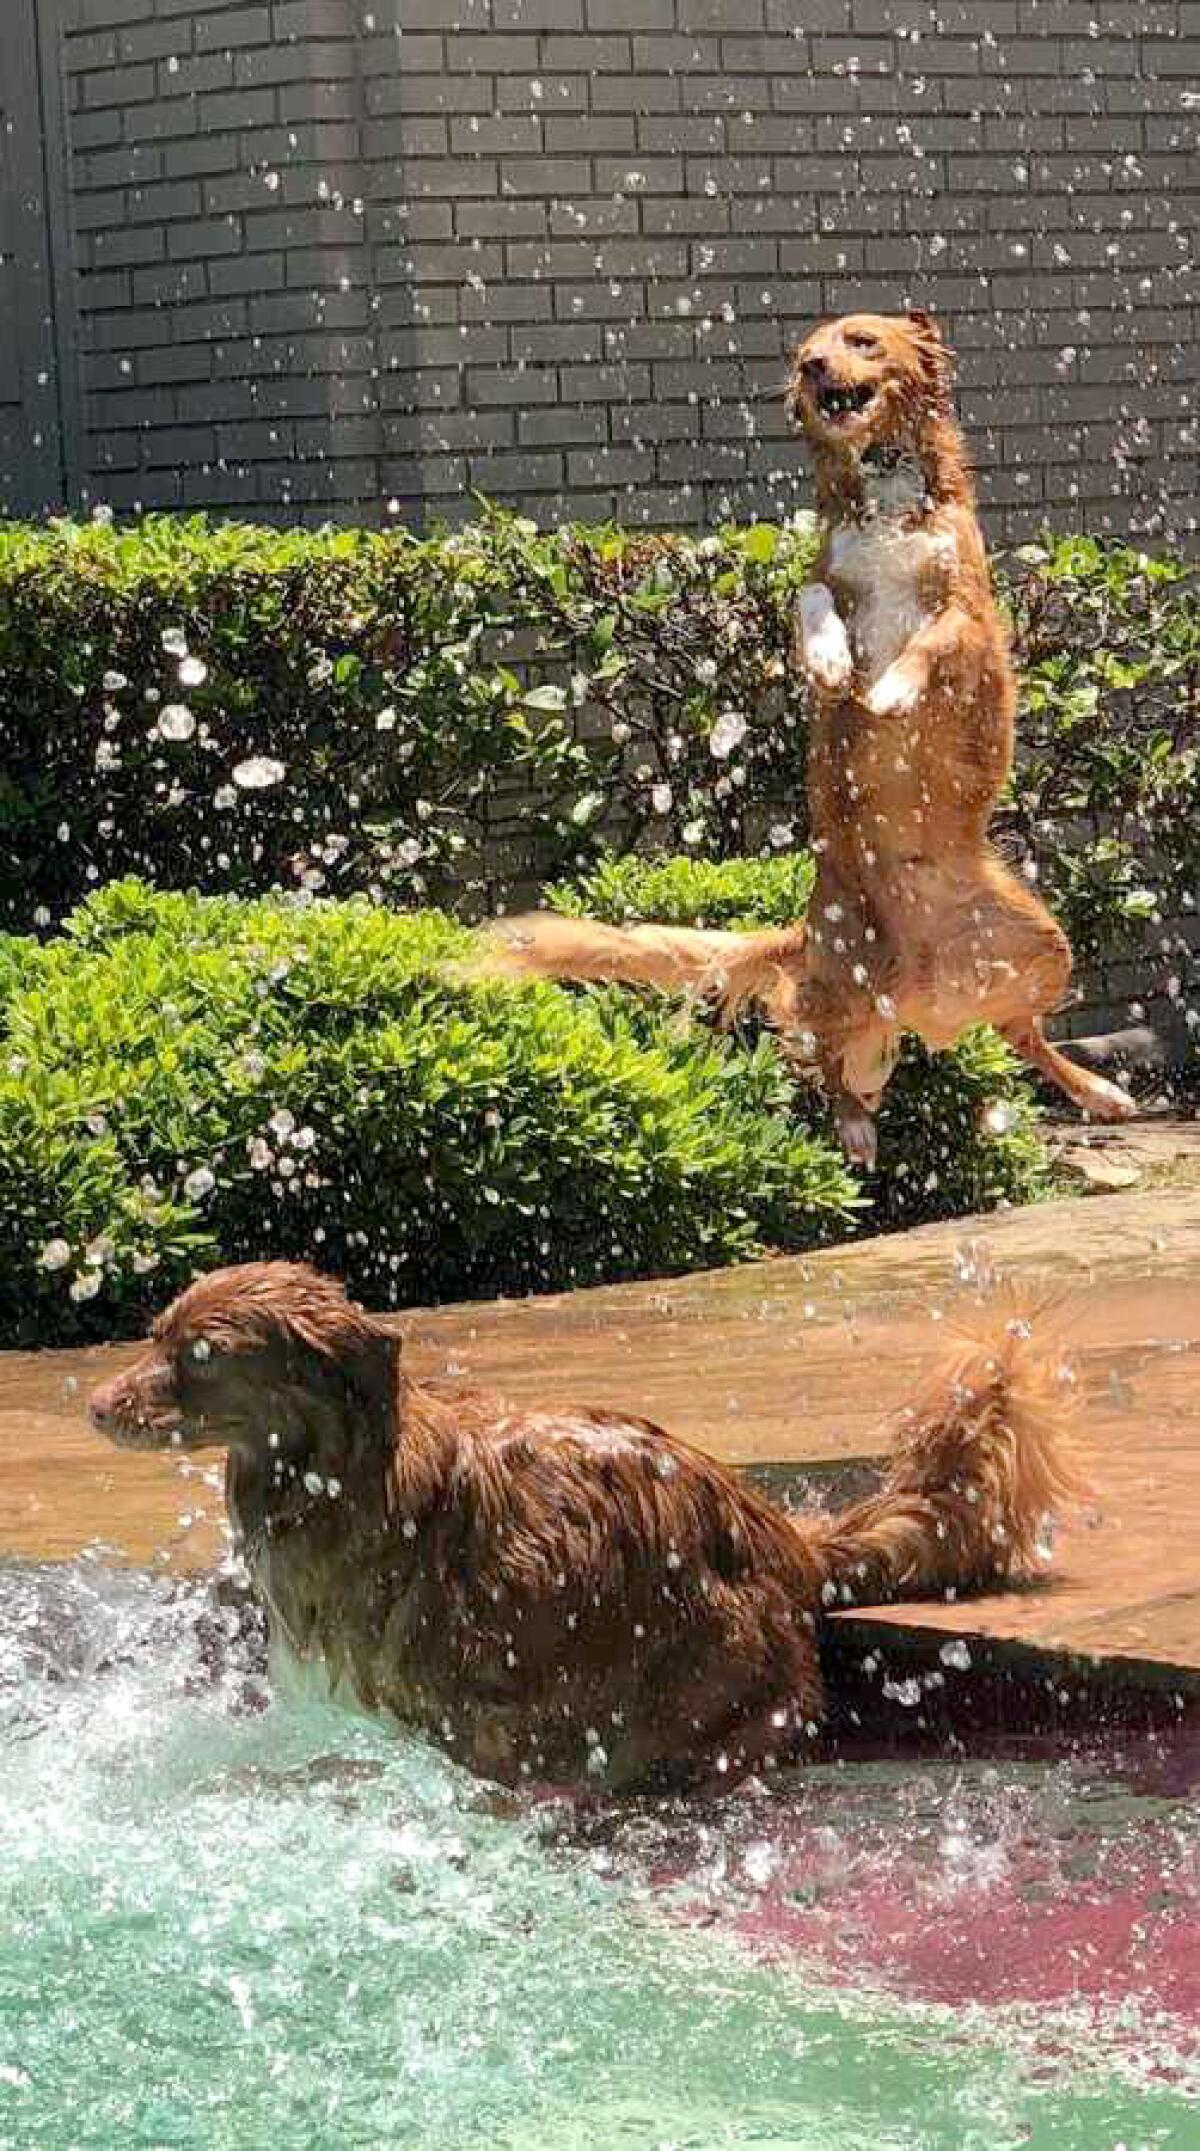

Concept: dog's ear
[[906, 308, 955, 412], [906, 306, 943, 344]]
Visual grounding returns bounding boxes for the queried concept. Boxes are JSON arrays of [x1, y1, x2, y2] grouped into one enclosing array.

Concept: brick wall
[[45, 0, 1197, 543]]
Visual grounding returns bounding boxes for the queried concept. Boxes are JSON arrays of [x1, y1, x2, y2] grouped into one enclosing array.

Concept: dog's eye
[[845, 333, 880, 354]]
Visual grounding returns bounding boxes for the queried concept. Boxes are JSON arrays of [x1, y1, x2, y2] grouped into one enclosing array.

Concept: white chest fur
[[827, 475, 954, 685]]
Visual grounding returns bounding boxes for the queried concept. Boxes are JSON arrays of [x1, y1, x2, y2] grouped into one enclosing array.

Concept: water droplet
[[232, 756, 285, 790], [708, 709, 748, 760], [939, 1639, 972, 1672]]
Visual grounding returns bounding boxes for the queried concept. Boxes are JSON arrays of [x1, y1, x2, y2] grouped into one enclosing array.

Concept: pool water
[[1, 1564, 1196, 2150]]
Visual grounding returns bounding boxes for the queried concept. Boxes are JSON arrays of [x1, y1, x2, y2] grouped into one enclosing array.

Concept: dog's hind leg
[[927, 860, 1138, 1123], [831, 1092, 880, 1172], [820, 1021, 902, 1171], [1000, 1018, 1136, 1122]]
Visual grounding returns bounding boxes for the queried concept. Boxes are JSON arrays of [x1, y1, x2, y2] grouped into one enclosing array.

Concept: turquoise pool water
[[1, 1565, 1196, 2150]]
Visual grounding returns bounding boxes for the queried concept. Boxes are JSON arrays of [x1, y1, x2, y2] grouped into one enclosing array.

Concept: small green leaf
[[741, 524, 779, 564], [523, 684, 569, 713]]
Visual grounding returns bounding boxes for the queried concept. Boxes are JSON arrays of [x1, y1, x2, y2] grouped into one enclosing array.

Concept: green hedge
[[0, 878, 854, 1344], [0, 511, 812, 932], [2, 514, 1195, 1016], [545, 849, 817, 930], [0, 867, 1049, 1347], [1004, 534, 1199, 981]]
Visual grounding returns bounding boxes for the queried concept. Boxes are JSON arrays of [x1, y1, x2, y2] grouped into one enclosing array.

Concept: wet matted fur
[[92, 1261, 1082, 1793]]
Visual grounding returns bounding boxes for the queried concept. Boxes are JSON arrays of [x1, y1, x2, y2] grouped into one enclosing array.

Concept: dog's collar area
[[857, 449, 930, 522]]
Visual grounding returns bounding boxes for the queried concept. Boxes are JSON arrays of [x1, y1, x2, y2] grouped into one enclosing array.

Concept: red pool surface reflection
[[611, 1731, 1200, 2043]]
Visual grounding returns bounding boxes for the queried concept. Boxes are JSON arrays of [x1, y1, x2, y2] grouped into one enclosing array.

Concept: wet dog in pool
[[92, 1260, 1079, 1794], [476, 311, 1135, 1168]]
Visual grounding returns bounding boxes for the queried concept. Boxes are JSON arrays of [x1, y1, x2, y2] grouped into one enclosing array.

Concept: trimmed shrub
[[546, 849, 816, 929], [870, 1032, 1052, 1234], [0, 511, 813, 933], [0, 865, 1050, 1348], [1008, 534, 1199, 987], [0, 880, 859, 1346]]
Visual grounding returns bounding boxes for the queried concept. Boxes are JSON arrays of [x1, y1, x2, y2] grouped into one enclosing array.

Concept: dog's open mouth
[[815, 380, 876, 424]]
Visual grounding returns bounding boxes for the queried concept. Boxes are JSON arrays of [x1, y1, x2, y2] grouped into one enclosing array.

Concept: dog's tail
[[810, 1304, 1083, 1609], [470, 913, 809, 1029]]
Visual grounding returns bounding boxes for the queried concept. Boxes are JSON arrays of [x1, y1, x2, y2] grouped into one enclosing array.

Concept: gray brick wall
[[23, 1, 1200, 541]]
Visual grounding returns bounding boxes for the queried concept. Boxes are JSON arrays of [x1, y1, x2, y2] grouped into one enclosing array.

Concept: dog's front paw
[[799, 583, 853, 694], [864, 662, 921, 718], [806, 629, 853, 694]]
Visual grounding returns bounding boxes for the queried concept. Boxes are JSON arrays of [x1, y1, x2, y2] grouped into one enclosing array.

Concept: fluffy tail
[[471, 913, 809, 1030], [811, 1306, 1084, 1609]]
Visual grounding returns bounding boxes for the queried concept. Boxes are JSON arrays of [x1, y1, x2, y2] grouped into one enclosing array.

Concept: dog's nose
[[89, 1364, 142, 1432], [800, 355, 829, 385], [89, 1382, 116, 1432], [89, 1374, 126, 1431]]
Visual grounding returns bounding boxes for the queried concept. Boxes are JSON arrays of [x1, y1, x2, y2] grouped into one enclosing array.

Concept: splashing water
[[0, 1562, 1196, 2149]]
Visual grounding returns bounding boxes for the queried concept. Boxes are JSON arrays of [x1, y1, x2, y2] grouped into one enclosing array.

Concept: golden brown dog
[[92, 1260, 1078, 1793], [479, 311, 1135, 1167]]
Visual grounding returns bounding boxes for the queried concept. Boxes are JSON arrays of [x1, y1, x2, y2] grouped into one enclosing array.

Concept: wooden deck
[[2, 1187, 1199, 1699]]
